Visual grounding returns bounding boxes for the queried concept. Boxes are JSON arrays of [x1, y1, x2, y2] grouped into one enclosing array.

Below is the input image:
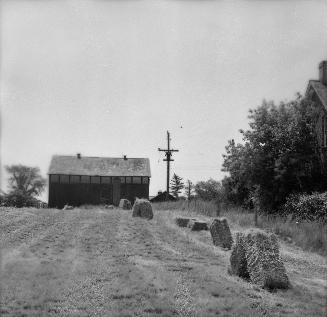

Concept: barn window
[[101, 176, 111, 184], [50, 175, 59, 183], [81, 175, 90, 183], [133, 177, 141, 184], [142, 177, 149, 184], [91, 176, 100, 184], [70, 175, 80, 183], [126, 177, 132, 184], [60, 175, 69, 183], [120, 177, 126, 183]]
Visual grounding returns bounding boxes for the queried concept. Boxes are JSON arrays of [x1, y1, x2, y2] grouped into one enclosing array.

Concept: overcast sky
[[1, 0, 327, 200]]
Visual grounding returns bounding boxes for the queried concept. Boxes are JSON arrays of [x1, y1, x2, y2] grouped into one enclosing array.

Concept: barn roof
[[306, 80, 327, 111], [48, 155, 151, 177]]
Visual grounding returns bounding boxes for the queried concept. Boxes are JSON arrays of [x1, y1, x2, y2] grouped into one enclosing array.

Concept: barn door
[[112, 177, 121, 206]]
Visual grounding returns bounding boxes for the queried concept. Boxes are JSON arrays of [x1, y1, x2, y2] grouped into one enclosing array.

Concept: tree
[[222, 95, 323, 213], [184, 180, 194, 200], [5, 165, 46, 207], [170, 173, 184, 198], [221, 140, 253, 207], [194, 179, 222, 201]]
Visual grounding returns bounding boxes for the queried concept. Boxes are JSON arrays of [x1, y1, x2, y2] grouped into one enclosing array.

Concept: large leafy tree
[[5, 165, 46, 207], [222, 95, 322, 213], [170, 173, 184, 198], [194, 179, 222, 201]]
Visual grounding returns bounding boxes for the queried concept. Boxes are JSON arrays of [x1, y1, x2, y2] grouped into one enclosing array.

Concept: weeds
[[153, 200, 327, 256], [257, 214, 327, 255], [153, 199, 218, 217]]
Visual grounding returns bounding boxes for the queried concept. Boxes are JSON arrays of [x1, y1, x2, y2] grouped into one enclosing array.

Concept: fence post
[[254, 208, 258, 227], [216, 202, 220, 217]]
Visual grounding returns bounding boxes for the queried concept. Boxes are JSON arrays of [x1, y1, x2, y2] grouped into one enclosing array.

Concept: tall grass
[[153, 199, 218, 217], [153, 200, 327, 256], [257, 214, 327, 255]]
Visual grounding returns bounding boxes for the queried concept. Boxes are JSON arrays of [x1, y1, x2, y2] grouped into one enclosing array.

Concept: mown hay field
[[0, 206, 326, 316]]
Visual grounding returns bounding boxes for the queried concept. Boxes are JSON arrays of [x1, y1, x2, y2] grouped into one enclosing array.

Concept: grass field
[[0, 206, 326, 316]]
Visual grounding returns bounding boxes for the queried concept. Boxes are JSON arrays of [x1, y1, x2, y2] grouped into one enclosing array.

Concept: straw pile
[[245, 229, 289, 289], [119, 199, 132, 210], [209, 218, 233, 249], [230, 232, 249, 278], [229, 229, 289, 289], [132, 199, 153, 220], [187, 220, 208, 231], [175, 217, 195, 227]]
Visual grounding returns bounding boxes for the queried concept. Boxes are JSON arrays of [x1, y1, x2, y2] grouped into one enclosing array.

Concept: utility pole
[[158, 131, 179, 200], [186, 180, 192, 200]]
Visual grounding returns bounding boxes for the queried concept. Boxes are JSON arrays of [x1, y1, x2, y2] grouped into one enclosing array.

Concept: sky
[[0, 0, 327, 201]]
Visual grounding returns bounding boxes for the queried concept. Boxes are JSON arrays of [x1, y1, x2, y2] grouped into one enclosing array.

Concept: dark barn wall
[[48, 175, 150, 208], [120, 184, 149, 204], [49, 183, 112, 208]]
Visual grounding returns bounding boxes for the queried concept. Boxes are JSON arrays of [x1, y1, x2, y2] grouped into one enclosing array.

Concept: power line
[[158, 131, 179, 199]]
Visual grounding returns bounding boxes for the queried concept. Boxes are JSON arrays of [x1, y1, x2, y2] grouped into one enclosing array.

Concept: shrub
[[1, 190, 38, 208], [282, 192, 327, 223], [0, 194, 5, 206]]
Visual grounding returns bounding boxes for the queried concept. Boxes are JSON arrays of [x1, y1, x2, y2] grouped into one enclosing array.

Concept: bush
[[282, 192, 327, 223], [1, 190, 38, 208], [0, 194, 5, 206]]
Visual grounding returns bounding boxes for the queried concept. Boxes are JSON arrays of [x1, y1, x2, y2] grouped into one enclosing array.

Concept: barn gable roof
[[48, 155, 151, 177], [306, 80, 327, 111]]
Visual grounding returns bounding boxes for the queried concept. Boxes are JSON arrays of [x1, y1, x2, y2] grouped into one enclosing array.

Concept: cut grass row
[[152, 200, 327, 256]]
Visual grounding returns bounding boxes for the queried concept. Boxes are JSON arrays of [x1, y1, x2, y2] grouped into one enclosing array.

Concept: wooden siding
[[48, 175, 149, 208], [311, 91, 327, 169]]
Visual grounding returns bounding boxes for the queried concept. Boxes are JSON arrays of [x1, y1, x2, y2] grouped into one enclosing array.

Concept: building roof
[[306, 80, 327, 111], [150, 191, 176, 202], [48, 155, 151, 177]]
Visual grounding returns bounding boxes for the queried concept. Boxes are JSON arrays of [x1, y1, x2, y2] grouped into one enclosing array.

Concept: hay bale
[[187, 220, 208, 231], [132, 198, 153, 220], [244, 229, 289, 289], [229, 229, 289, 289], [229, 232, 249, 278], [119, 199, 132, 210], [175, 217, 196, 227], [62, 204, 73, 210], [209, 218, 233, 249]]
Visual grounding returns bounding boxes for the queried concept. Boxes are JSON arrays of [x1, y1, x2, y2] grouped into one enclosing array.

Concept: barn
[[48, 154, 151, 208], [150, 191, 176, 203], [306, 60, 327, 168]]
